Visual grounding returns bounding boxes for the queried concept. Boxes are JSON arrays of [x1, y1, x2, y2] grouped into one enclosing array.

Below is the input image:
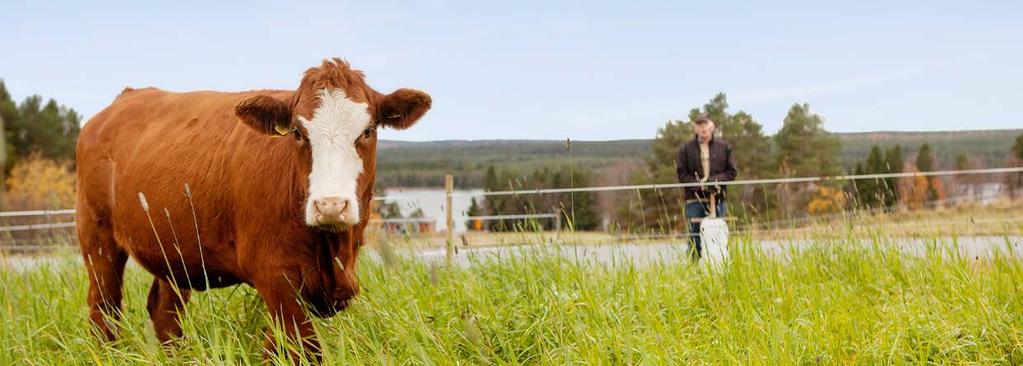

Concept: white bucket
[[700, 217, 729, 261], [699, 195, 729, 261]]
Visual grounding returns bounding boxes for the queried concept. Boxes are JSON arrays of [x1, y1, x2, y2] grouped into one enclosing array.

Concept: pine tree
[[0, 81, 15, 175], [861, 145, 886, 208], [565, 169, 599, 230], [465, 198, 483, 230], [380, 201, 403, 219], [916, 144, 935, 172], [951, 153, 971, 197], [849, 162, 866, 208], [915, 143, 939, 202], [955, 153, 970, 171], [882, 146, 904, 210], [774, 103, 842, 178], [1011, 134, 1023, 194], [482, 166, 502, 229], [0, 113, 6, 210], [773, 103, 842, 216], [0, 80, 81, 168], [1014, 134, 1023, 162]]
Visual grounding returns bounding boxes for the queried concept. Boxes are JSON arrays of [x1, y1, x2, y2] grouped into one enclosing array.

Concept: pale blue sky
[[2, 1, 1020, 141]]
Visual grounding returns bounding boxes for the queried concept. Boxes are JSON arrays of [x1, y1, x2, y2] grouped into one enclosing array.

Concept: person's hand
[[699, 181, 724, 193]]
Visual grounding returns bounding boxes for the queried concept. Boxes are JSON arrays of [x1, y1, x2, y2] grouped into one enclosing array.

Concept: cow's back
[[76, 87, 294, 286]]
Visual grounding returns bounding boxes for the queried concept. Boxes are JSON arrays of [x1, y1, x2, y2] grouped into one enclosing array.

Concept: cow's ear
[[377, 89, 431, 130], [235, 95, 293, 135]]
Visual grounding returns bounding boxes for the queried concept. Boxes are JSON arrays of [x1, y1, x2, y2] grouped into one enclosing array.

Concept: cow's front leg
[[256, 283, 321, 362]]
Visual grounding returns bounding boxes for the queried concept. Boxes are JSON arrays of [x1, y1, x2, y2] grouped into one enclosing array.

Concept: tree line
[[3, 79, 1022, 220], [614, 93, 1023, 232], [1, 80, 81, 210], [1, 81, 80, 169], [453, 93, 1023, 232], [476, 165, 600, 231], [371, 131, 1020, 189]]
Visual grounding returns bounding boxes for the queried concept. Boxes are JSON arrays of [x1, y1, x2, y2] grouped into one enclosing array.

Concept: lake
[[381, 188, 484, 233]]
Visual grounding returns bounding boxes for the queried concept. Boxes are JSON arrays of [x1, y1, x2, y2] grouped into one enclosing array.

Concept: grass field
[[3, 228, 1023, 365]]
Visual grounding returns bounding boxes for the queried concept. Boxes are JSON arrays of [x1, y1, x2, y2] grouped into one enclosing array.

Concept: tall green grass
[[2, 234, 1022, 365]]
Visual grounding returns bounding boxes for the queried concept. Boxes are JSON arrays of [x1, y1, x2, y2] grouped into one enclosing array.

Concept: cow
[[75, 58, 431, 356]]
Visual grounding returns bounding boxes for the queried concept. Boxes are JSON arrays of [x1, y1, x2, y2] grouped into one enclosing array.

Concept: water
[[6, 236, 1022, 272], [381, 188, 484, 232], [407, 235, 1023, 267]]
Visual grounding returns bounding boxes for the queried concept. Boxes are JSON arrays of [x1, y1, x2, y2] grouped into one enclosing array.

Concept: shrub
[[807, 186, 846, 216], [3, 154, 75, 210]]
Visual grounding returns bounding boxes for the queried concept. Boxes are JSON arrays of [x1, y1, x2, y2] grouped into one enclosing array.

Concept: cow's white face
[[300, 88, 372, 227], [233, 58, 432, 231]]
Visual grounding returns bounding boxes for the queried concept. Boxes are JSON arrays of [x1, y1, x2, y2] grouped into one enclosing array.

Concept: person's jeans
[[685, 200, 726, 259]]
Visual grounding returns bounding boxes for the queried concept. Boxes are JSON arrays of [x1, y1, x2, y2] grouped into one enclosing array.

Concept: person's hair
[[693, 116, 713, 125]]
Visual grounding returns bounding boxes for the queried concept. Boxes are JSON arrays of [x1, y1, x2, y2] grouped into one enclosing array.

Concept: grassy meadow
[[2, 228, 1023, 365]]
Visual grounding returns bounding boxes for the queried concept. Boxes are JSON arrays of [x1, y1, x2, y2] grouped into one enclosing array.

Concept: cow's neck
[[252, 130, 365, 297]]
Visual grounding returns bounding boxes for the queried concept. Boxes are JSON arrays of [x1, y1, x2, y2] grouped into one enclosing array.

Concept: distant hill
[[377, 129, 1023, 188], [836, 129, 1021, 170], [376, 140, 650, 188]]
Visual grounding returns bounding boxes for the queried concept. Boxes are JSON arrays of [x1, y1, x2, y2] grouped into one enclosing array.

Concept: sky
[[2, 1, 1021, 141]]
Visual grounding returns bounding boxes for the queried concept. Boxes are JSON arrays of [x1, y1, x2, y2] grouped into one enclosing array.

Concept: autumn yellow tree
[[807, 186, 846, 216], [3, 154, 76, 210], [902, 173, 946, 210]]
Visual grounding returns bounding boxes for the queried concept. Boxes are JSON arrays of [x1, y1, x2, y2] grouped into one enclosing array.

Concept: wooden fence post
[[445, 174, 454, 264]]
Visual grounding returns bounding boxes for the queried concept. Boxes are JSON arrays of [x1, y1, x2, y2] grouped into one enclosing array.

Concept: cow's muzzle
[[311, 197, 354, 227]]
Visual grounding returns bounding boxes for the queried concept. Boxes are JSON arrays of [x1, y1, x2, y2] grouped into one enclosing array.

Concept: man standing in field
[[676, 116, 738, 259]]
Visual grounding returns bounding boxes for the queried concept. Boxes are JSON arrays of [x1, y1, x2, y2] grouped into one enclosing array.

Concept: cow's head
[[235, 58, 431, 229]]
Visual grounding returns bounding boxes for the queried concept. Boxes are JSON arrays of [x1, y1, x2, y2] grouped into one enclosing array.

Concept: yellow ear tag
[[273, 124, 291, 137]]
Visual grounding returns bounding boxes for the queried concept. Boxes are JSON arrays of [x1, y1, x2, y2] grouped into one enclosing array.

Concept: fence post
[[445, 174, 454, 264]]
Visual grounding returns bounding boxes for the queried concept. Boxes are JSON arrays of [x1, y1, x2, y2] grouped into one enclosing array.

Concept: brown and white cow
[[75, 58, 430, 355]]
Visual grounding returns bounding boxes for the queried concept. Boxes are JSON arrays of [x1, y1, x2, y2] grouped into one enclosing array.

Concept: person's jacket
[[675, 135, 738, 201]]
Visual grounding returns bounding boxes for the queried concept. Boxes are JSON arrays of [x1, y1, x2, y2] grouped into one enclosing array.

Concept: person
[[676, 116, 737, 259]]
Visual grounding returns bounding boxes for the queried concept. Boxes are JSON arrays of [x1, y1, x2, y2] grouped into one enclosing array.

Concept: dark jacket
[[676, 136, 738, 201]]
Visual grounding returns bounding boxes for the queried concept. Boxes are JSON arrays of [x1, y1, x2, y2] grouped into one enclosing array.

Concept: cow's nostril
[[312, 197, 356, 226], [314, 197, 344, 216]]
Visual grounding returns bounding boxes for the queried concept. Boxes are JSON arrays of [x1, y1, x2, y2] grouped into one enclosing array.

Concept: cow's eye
[[362, 127, 373, 140]]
